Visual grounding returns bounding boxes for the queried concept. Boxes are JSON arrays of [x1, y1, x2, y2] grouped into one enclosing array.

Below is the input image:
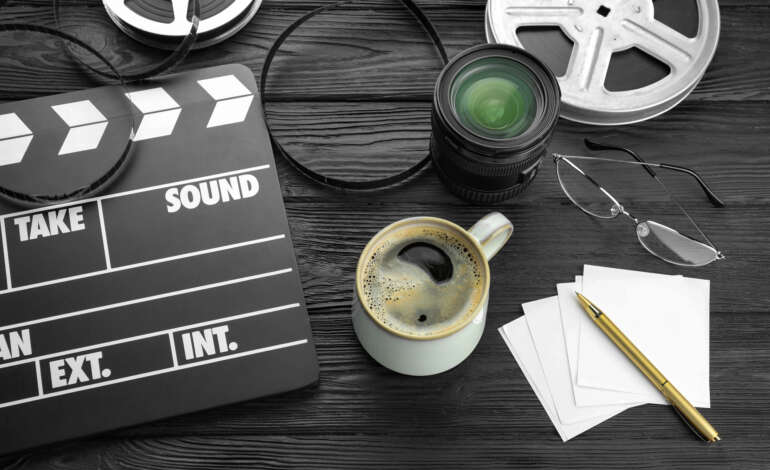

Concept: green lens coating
[[450, 57, 539, 139]]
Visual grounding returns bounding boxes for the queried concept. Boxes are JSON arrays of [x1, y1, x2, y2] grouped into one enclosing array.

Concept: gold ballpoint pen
[[575, 293, 720, 442]]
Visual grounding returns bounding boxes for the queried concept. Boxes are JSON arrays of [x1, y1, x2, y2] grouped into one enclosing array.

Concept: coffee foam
[[360, 222, 485, 338]]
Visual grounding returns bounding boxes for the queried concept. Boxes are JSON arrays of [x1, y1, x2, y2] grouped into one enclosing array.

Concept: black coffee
[[361, 222, 484, 338], [397, 242, 454, 284]]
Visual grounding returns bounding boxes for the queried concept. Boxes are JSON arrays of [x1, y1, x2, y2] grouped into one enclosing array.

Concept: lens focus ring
[[430, 44, 560, 202]]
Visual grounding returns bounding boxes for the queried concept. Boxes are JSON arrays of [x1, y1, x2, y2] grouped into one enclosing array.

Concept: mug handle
[[468, 212, 514, 261]]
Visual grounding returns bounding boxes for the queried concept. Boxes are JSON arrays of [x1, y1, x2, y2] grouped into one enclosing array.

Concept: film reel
[[486, 0, 720, 125], [103, 0, 261, 50]]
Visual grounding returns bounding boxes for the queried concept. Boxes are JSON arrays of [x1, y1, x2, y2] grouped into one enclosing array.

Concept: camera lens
[[450, 57, 538, 139], [432, 44, 560, 202]]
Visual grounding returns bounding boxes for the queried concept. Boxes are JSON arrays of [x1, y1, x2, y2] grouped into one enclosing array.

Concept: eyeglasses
[[553, 139, 725, 267]]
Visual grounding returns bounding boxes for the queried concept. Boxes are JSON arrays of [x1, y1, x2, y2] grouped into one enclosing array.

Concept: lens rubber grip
[[431, 117, 550, 178], [432, 145, 540, 203]]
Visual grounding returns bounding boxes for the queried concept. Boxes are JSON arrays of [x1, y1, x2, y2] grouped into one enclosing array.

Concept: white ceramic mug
[[351, 212, 513, 376]]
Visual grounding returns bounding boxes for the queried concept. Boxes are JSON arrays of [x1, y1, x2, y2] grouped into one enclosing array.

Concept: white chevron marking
[[0, 113, 33, 166], [52, 100, 106, 127], [207, 95, 254, 128], [132, 108, 181, 141], [58, 122, 109, 155], [125, 88, 179, 113], [52, 101, 108, 156], [0, 136, 33, 166], [197, 75, 251, 100], [125, 88, 181, 141], [197, 75, 254, 128], [0, 113, 32, 139]]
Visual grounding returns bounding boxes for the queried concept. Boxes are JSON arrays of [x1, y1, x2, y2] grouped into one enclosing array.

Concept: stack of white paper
[[499, 265, 710, 441]]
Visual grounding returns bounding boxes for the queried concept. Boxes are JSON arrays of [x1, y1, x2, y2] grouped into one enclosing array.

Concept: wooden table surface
[[1, 1, 769, 468]]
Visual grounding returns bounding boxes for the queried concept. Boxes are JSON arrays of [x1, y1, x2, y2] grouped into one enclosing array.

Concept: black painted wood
[[1, 1, 769, 468]]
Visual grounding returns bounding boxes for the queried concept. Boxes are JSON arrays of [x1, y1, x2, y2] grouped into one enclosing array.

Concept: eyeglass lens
[[636, 221, 719, 267], [556, 157, 720, 267], [555, 157, 618, 219]]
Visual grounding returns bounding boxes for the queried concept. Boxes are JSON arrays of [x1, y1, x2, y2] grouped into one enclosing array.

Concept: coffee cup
[[352, 212, 513, 376]]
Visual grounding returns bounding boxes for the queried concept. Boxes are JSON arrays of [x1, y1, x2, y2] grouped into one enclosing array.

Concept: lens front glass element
[[450, 57, 538, 139]]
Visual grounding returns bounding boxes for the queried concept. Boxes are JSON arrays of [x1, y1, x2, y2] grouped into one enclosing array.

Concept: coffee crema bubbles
[[361, 225, 485, 338]]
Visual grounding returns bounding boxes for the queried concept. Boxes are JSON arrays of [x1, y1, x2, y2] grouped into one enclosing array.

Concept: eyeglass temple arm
[[584, 139, 725, 208]]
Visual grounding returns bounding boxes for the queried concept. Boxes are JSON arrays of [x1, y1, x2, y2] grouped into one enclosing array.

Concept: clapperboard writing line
[[0, 268, 294, 334], [0, 337, 308, 409], [96, 200, 112, 269], [169, 332, 179, 367], [34, 361, 43, 397], [1, 234, 285, 295], [0, 165, 271, 292], [0, 218, 9, 288], [0, 302, 300, 372]]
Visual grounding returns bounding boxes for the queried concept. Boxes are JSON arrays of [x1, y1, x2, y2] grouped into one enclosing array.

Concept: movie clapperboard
[[0, 64, 318, 454]]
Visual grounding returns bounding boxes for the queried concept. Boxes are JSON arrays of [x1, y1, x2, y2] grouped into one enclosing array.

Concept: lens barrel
[[431, 44, 560, 202]]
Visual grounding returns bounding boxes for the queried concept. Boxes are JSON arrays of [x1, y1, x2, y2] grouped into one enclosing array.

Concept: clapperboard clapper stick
[[0, 64, 318, 454]]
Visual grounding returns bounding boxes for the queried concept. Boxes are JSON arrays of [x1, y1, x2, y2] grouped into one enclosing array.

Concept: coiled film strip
[[260, 0, 449, 190], [1, 0, 450, 199], [0, 0, 204, 205]]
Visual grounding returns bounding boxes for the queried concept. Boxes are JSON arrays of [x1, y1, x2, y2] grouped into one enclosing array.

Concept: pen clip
[[669, 399, 708, 442]]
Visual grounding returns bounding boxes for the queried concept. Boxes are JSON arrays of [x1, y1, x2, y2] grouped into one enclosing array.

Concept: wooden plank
[[86, 311, 770, 436], [273, 201, 769, 312], [267, 101, 770, 202], [2, 311, 768, 466], [0, 5, 767, 101], [11, 0, 770, 9], [4, 434, 769, 469]]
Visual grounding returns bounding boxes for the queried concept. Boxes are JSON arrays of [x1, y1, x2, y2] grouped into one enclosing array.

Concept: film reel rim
[[103, 0, 261, 50], [486, 0, 720, 126]]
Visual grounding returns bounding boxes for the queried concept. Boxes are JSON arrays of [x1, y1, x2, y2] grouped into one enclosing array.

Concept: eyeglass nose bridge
[[610, 203, 643, 228]]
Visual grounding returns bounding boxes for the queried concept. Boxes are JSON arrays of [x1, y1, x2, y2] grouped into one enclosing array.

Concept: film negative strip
[[3, 0, 449, 195], [53, 0, 200, 82], [0, 0, 205, 205], [260, 0, 448, 190]]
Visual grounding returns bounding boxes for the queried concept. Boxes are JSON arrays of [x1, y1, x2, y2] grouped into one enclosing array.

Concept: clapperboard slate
[[0, 64, 318, 453]]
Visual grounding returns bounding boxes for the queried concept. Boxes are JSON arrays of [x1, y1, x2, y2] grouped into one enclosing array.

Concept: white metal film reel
[[104, 0, 262, 49], [487, 0, 720, 125]]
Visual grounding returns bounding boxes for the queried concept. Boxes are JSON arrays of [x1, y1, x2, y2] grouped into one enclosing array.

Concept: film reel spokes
[[103, 0, 261, 50], [486, 0, 720, 125]]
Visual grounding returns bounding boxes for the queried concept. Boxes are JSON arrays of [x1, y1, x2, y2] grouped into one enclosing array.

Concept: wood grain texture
[[266, 101, 770, 197], [1, 0, 769, 469], [0, 3, 769, 101]]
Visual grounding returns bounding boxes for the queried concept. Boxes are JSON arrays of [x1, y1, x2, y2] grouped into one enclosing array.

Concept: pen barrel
[[593, 314, 667, 388], [661, 382, 720, 442], [591, 307, 720, 443]]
